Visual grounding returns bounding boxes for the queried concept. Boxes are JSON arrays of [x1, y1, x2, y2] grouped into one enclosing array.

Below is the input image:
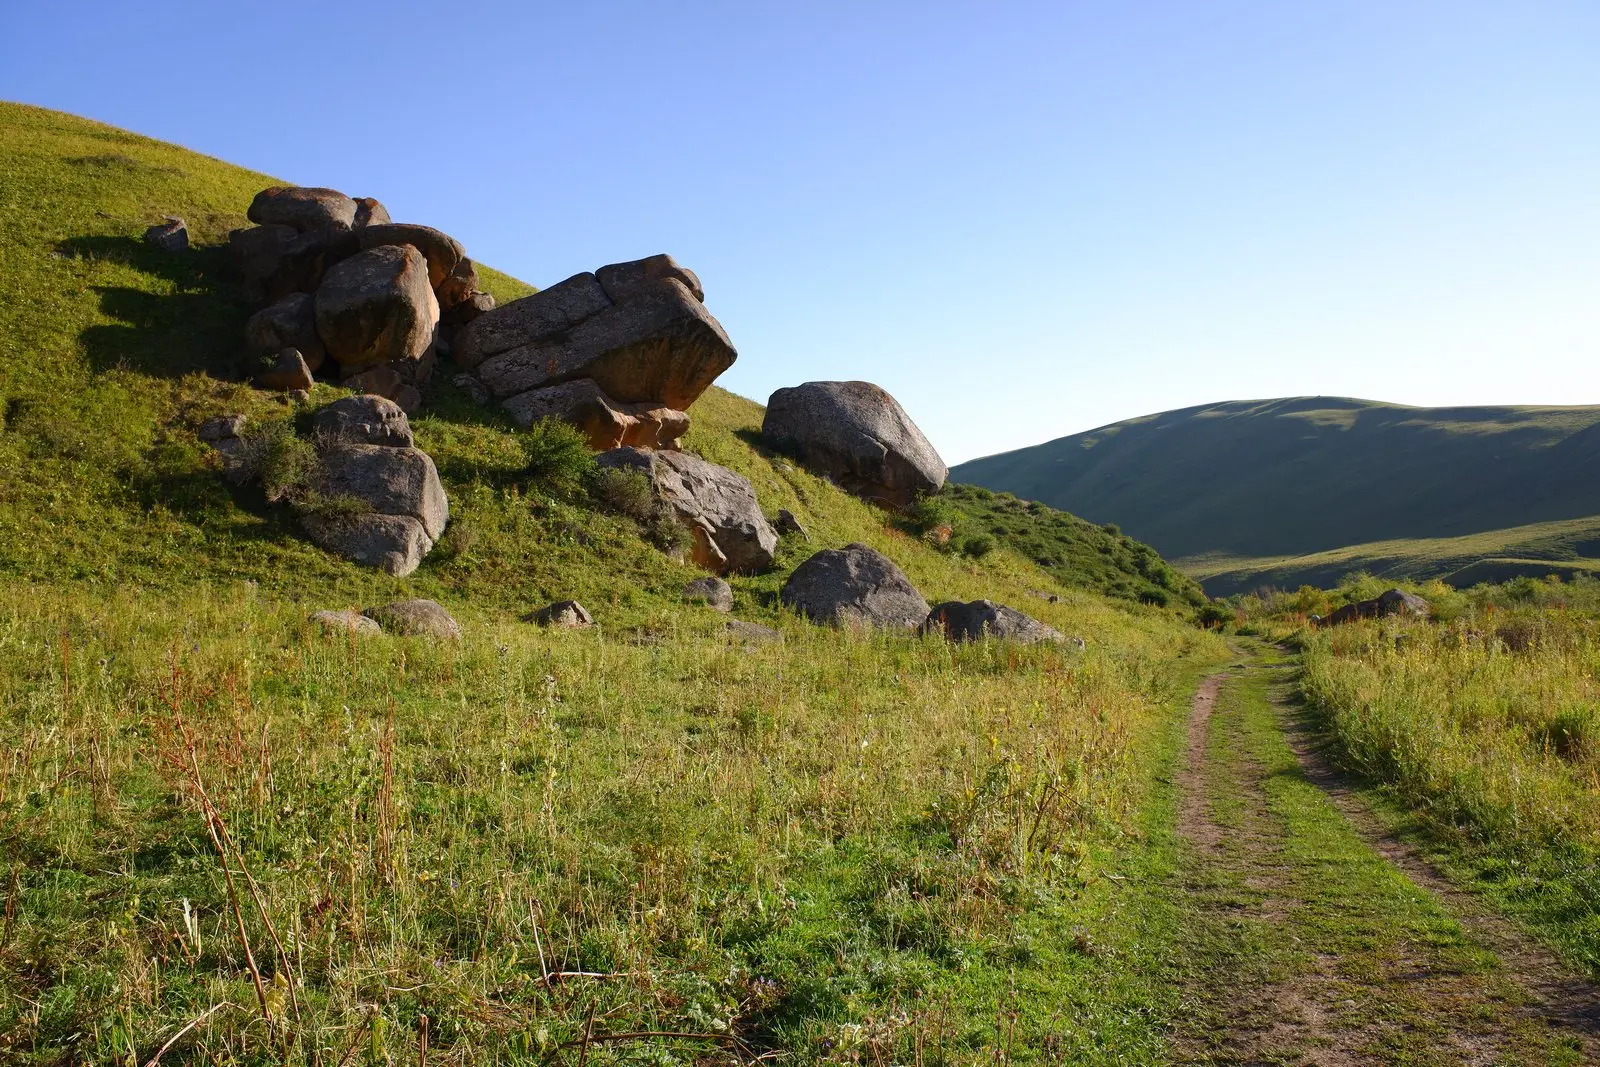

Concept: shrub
[[588, 466, 688, 554], [962, 534, 995, 559], [241, 419, 321, 505], [520, 418, 595, 497]]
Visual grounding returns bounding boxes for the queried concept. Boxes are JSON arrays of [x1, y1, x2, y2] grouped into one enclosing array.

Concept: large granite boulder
[[503, 379, 688, 450], [455, 255, 735, 411], [780, 543, 930, 630], [315, 244, 439, 370], [245, 293, 326, 370], [921, 600, 1067, 644], [311, 394, 415, 447], [356, 223, 466, 293], [364, 599, 461, 640], [315, 444, 448, 540], [762, 381, 947, 511], [596, 447, 777, 574], [248, 186, 358, 232]]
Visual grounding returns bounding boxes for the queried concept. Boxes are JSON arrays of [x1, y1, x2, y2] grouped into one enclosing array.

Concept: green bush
[[962, 534, 995, 559], [588, 466, 688, 554], [520, 418, 595, 497], [245, 419, 321, 505]]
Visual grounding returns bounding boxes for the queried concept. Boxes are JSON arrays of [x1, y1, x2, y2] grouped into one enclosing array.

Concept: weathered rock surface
[[477, 279, 734, 409], [596, 447, 777, 574], [364, 599, 461, 640], [921, 600, 1067, 644], [315, 244, 439, 369], [246, 293, 326, 370], [144, 218, 187, 252], [532, 600, 594, 628], [453, 272, 611, 369], [452, 373, 491, 405], [357, 223, 466, 292], [198, 414, 246, 442], [311, 394, 414, 448], [310, 609, 381, 635], [301, 513, 434, 576], [596, 253, 703, 304], [762, 381, 947, 510], [229, 223, 301, 302], [502, 379, 688, 450], [1316, 589, 1430, 628], [452, 290, 496, 326], [780, 543, 930, 630], [316, 443, 448, 541], [249, 186, 358, 232], [683, 576, 734, 612], [253, 348, 314, 392], [352, 197, 390, 229], [1377, 588, 1430, 618]]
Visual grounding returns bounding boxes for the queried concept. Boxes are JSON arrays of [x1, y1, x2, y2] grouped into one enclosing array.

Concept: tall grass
[[1301, 609, 1600, 971], [0, 582, 1222, 1064]]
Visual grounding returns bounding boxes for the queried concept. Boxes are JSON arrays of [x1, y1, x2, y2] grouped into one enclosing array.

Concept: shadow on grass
[[56, 234, 253, 380]]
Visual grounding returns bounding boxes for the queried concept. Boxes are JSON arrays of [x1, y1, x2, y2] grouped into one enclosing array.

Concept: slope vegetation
[[953, 396, 1600, 592], [0, 102, 1235, 1063]]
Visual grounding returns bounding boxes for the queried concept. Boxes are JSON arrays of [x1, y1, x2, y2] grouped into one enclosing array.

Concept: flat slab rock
[[922, 600, 1067, 644], [363, 599, 461, 639], [780, 543, 930, 630]]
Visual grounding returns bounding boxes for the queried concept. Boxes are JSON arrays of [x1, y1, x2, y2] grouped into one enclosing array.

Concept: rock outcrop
[[780, 543, 930, 630], [596, 447, 777, 574], [312, 394, 415, 448], [762, 381, 946, 511], [452, 254, 734, 446], [922, 600, 1067, 644], [228, 185, 499, 408]]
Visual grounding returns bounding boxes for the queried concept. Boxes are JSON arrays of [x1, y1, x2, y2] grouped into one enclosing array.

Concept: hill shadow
[[56, 234, 254, 380]]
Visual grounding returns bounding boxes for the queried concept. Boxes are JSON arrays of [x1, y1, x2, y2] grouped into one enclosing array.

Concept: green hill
[[0, 102, 1232, 1063], [952, 396, 1600, 593]]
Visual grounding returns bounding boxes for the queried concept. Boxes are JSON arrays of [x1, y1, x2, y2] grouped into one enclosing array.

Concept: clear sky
[[3, 2, 1596, 464]]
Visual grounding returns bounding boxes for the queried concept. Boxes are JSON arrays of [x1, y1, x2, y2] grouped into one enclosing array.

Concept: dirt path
[[1170, 658, 1600, 1065]]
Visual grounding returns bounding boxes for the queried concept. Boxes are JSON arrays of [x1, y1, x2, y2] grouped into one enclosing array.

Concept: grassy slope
[[0, 101, 1236, 1063], [951, 396, 1600, 593]]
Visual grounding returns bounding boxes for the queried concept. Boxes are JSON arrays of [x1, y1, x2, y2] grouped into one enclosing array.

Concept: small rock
[[363, 599, 461, 639], [531, 600, 594, 628], [144, 217, 187, 252], [342, 364, 404, 400], [775, 508, 809, 540], [725, 619, 781, 644], [245, 292, 326, 370], [684, 576, 734, 612], [454, 291, 496, 325], [288, 388, 311, 404], [393, 384, 423, 414], [352, 196, 390, 229], [453, 374, 491, 405], [310, 609, 381, 635], [254, 348, 314, 392], [198, 414, 246, 442]]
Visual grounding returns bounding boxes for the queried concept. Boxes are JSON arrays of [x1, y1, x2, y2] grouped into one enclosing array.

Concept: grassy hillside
[[952, 396, 1600, 592], [1189, 515, 1600, 596], [0, 102, 1234, 1064]]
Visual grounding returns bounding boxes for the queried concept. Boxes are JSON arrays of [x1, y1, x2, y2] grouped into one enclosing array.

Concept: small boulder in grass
[[144, 217, 188, 252], [364, 599, 461, 640], [532, 600, 593, 628], [725, 619, 781, 644], [683, 576, 734, 612], [921, 600, 1067, 645], [254, 348, 315, 392], [310, 609, 381, 636]]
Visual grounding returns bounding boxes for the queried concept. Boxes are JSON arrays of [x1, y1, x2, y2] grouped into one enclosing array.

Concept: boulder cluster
[[453, 254, 733, 449], [192, 185, 1077, 646], [231, 186, 495, 409]]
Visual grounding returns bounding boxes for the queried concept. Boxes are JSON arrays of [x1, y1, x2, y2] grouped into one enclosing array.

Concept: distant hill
[[951, 397, 1600, 593]]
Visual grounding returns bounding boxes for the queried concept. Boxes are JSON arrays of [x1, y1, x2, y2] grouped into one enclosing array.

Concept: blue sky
[[3, 2, 1596, 463]]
